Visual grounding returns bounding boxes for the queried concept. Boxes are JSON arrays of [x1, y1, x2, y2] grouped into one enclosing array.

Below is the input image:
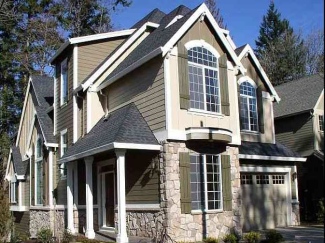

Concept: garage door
[[241, 173, 289, 231]]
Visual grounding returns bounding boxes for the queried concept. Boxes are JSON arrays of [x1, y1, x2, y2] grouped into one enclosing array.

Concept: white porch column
[[115, 149, 128, 243], [85, 156, 95, 239], [67, 162, 75, 234], [48, 149, 53, 207]]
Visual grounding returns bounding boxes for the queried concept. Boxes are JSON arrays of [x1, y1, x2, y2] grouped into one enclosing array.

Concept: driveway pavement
[[264, 226, 324, 243]]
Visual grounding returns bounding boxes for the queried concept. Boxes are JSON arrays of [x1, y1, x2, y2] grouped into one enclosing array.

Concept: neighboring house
[[6, 3, 305, 242], [274, 74, 324, 222]]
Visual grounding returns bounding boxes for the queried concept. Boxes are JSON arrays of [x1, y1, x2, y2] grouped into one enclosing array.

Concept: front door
[[105, 172, 115, 227]]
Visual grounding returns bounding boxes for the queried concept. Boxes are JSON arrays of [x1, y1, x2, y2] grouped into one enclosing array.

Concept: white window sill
[[241, 130, 259, 135], [10, 205, 29, 212], [188, 109, 224, 118], [191, 209, 223, 215]]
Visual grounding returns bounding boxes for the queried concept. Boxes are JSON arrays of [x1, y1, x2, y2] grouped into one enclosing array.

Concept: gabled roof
[[274, 73, 324, 118], [60, 103, 160, 163], [239, 141, 305, 161], [11, 146, 29, 176], [30, 76, 56, 144], [131, 8, 166, 29], [236, 44, 280, 102]]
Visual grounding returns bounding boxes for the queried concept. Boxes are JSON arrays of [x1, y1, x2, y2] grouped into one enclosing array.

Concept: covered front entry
[[240, 167, 291, 231], [98, 160, 116, 229]]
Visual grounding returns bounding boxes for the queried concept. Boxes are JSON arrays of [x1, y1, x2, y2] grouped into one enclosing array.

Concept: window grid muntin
[[256, 174, 269, 184], [272, 175, 285, 184], [240, 174, 253, 185], [190, 154, 222, 211], [240, 82, 258, 131], [319, 115, 324, 132], [188, 47, 220, 113]]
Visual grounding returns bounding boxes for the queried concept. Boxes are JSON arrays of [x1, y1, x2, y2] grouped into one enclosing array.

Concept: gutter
[[95, 47, 163, 91]]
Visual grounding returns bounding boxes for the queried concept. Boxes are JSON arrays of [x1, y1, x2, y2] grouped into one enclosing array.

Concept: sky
[[111, 0, 324, 48]]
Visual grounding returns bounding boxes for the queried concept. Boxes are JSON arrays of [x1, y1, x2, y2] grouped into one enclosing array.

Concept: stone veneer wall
[[76, 208, 99, 233], [161, 141, 242, 242], [29, 209, 65, 238]]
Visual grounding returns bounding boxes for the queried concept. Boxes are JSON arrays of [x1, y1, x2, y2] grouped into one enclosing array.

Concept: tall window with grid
[[190, 154, 222, 211], [239, 81, 258, 131], [319, 115, 324, 132], [188, 47, 220, 113], [35, 136, 43, 205]]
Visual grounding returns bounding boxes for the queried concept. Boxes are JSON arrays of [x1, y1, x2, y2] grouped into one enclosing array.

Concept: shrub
[[265, 230, 284, 243], [74, 235, 102, 243], [243, 232, 260, 243], [316, 198, 324, 223], [61, 230, 74, 243], [203, 237, 219, 243], [223, 233, 238, 243], [37, 228, 53, 243]]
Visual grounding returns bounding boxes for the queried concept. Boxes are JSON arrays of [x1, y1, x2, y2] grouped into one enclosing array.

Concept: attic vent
[[165, 15, 183, 28]]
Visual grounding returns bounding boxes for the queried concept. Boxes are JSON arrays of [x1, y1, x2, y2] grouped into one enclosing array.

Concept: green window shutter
[[178, 43, 190, 110], [179, 152, 191, 214], [221, 155, 232, 211], [257, 87, 265, 133], [219, 53, 230, 116]]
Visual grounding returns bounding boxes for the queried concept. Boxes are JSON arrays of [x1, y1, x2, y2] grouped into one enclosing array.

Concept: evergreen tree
[[255, 2, 306, 85], [205, 0, 226, 29]]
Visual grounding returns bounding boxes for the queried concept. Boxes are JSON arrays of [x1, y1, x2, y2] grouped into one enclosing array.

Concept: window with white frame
[[239, 81, 258, 131], [10, 181, 16, 203], [188, 47, 220, 113], [60, 59, 68, 105], [60, 130, 68, 178], [190, 154, 222, 211], [319, 115, 324, 132], [35, 136, 43, 205]]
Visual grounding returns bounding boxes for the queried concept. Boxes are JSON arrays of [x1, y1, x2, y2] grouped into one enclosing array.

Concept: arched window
[[188, 46, 220, 113], [239, 81, 258, 131]]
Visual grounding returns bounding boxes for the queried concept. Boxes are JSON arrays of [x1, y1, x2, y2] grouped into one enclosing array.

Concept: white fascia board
[[237, 44, 280, 102], [15, 78, 32, 147], [70, 29, 135, 44], [238, 154, 306, 162], [95, 47, 163, 91], [240, 165, 291, 173], [44, 142, 59, 148], [82, 23, 157, 91], [49, 29, 135, 64], [16, 175, 25, 180], [165, 15, 183, 28], [313, 89, 324, 111], [5, 149, 13, 180], [161, 3, 245, 75], [59, 142, 161, 163]]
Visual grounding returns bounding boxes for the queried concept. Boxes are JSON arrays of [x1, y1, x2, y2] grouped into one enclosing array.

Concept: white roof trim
[[237, 44, 280, 102], [82, 22, 159, 91], [95, 47, 162, 91], [59, 142, 161, 163], [16, 77, 32, 147], [161, 3, 245, 74], [5, 148, 13, 181], [166, 15, 183, 28], [49, 29, 136, 64], [313, 89, 324, 111], [239, 154, 306, 162]]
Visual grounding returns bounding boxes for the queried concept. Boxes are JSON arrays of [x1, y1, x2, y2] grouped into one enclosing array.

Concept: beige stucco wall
[[167, 19, 241, 144]]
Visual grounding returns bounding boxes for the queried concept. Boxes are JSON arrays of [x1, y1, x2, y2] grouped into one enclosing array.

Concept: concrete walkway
[[260, 225, 324, 243]]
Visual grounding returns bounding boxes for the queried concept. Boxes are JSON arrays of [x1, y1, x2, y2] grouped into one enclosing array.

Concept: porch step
[[96, 230, 153, 243]]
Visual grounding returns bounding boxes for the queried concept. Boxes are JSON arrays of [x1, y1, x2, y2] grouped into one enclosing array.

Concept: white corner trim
[[87, 91, 91, 133], [54, 77, 57, 135], [73, 95, 78, 143], [313, 89, 324, 111], [82, 23, 157, 90], [16, 78, 32, 147], [262, 91, 271, 99], [237, 44, 280, 102], [5, 149, 13, 181], [164, 52, 172, 133], [95, 47, 163, 91], [49, 149, 54, 207], [238, 154, 306, 162], [73, 45, 78, 89]]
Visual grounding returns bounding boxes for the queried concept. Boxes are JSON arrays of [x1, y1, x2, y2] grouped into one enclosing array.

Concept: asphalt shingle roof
[[31, 75, 56, 144], [131, 8, 166, 29], [234, 44, 247, 56], [11, 146, 29, 176], [239, 141, 302, 158], [98, 5, 198, 87], [274, 74, 324, 118], [61, 103, 159, 161]]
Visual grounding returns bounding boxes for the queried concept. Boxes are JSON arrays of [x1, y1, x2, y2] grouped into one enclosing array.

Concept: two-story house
[[274, 74, 324, 222], [6, 3, 305, 242]]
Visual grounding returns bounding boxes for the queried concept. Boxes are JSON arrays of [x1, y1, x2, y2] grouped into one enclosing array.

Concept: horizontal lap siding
[[23, 180, 30, 206], [13, 211, 30, 235], [78, 38, 125, 84], [106, 56, 165, 132], [125, 151, 159, 203], [275, 113, 314, 156]]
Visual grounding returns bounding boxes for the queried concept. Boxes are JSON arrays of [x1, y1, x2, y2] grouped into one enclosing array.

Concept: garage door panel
[[241, 173, 289, 231]]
